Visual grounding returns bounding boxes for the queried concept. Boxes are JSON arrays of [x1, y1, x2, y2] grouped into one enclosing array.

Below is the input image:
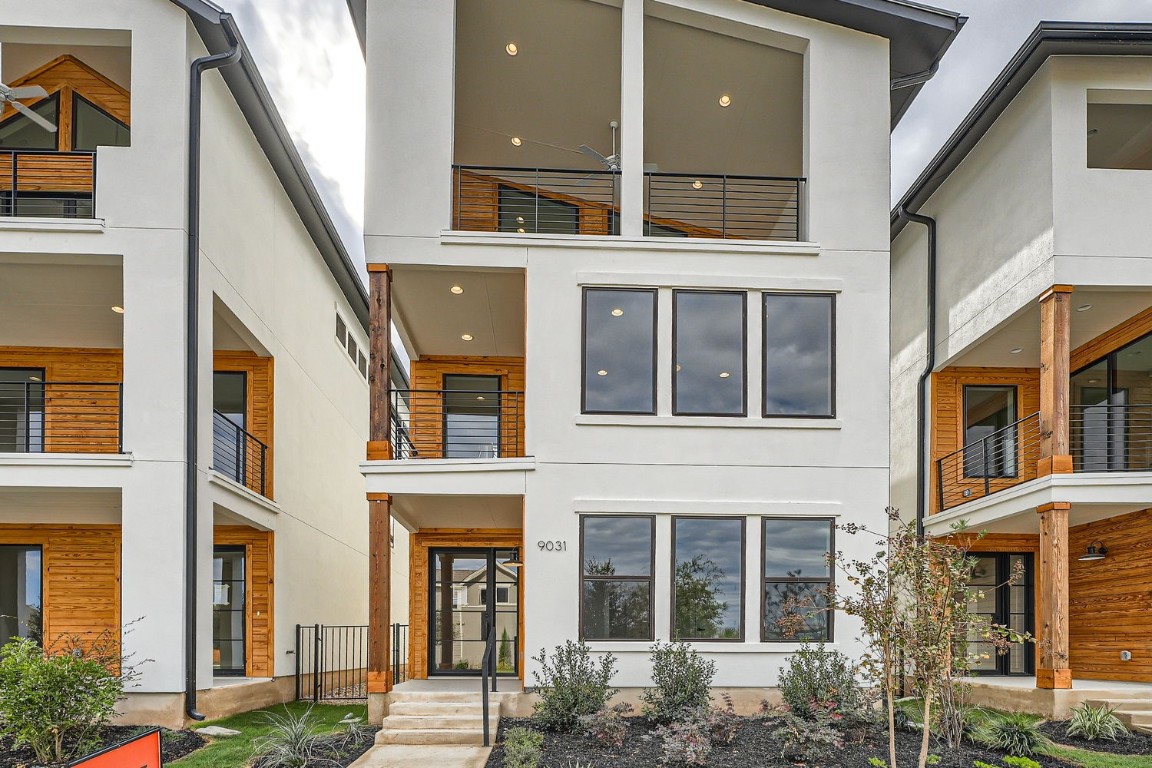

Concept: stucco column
[[618, 0, 644, 237], [367, 494, 392, 694], [1039, 285, 1073, 476], [367, 265, 392, 460], [1036, 501, 1071, 689]]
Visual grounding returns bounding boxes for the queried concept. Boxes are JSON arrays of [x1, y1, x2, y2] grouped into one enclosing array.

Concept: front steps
[[1083, 698, 1152, 735], [376, 691, 501, 746]]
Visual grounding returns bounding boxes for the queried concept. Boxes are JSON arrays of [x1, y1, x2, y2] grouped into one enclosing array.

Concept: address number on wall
[[537, 540, 568, 551]]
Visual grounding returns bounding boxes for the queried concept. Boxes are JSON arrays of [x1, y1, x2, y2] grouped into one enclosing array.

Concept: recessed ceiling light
[[450, 285, 464, 295], [111, 305, 125, 314], [718, 94, 732, 108], [692, 180, 703, 190], [1077, 304, 1093, 312], [516, 227, 526, 234], [719, 371, 731, 378], [28, 376, 41, 382], [611, 308, 624, 317], [676, 364, 682, 372], [476, 395, 486, 401], [1088, 379, 1099, 384], [461, 334, 474, 341], [516, 216, 525, 224], [1009, 347, 1023, 354], [506, 42, 518, 56], [510, 136, 522, 147], [597, 369, 608, 376]]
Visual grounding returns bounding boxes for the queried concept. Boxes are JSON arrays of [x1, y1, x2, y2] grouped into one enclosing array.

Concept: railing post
[[23, 382, 31, 453], [295, 624, 302, 701], [721, 175, 728, 238], [117, 382, 124, 453], [259, 442, 267, 496], [313, 623, 322, 703], [936, 458, 945, 512], [11, 152, 17, 217], [983, 434, 991, 497], [534, 168, 540, 233]]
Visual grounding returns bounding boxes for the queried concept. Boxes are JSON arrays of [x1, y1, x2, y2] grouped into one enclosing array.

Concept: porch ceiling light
[[506, 42, 519, 56], [1009, 347, 1023, 354], [597, 369, 608, 376], [510, 136, 522, 147], [718, 94, 732, 108], [719, 371, 731, 378], [1077, 304, 1093, 312], [503, 547, 523, 567], [1079, 542, 1108, 561], [461, 334, 474, 341], [111, 305, 125, 314], [450, 285, 464, 295], [611, 308, 624, 317], [692, 180, 703, 190]]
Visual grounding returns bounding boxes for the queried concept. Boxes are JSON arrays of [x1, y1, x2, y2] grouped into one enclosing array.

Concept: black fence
[[212, 410, 268, 496], [390, 388, 524, 460], [0, 380, 122, 453], [1071, 403, 1152, 472], [0, 150, 96, 218], [295, 623, 408, 701]]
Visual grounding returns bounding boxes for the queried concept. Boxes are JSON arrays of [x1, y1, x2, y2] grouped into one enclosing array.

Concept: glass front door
[[213, 546, 246, 676], [967, 553, 1033, 676], [429, 548, 519, 676]]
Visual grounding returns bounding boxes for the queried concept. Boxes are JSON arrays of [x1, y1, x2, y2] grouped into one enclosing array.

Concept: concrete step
[[375, 727, 491, 746], [381, 715, 499, 732], [388, 701, 486, 717]]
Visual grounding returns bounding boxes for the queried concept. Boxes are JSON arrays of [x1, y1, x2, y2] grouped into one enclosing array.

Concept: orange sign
[[69, 728, 162, 768]]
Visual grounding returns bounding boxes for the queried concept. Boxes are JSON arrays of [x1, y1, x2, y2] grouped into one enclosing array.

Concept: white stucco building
[[0, 0, 406, 728]]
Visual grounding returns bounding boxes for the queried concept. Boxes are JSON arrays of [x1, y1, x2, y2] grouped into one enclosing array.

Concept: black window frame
[[211, 544, 247, 676], [672, 289, 748, 417], [0, 92, 60, 151], [580, 287, 658, 416], [761, 292, 837, 419], [760, 517, 835, 643], [671, 516, 746, 642], [962, 384, 1019, 479], [71, 93, 130, 152], [579, 514, 656, 642]]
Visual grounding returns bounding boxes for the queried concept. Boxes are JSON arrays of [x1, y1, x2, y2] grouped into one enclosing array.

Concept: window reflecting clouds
[[581, 516, 654, 640], [763, 294, 834, 417], [673, 518, 743, 640], [674, 291, 745, 415], [583, 289, 656, 414], [762, 518, 833, 642]]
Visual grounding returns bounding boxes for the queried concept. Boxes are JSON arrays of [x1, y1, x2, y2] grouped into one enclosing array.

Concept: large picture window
[[580, 516, 654, 640], [762, 293, 835, 417], [673, 291, 746, 416], [582, 288, 657, 414], [672, 517, 744, 640], [761, 518, 833, 642], [963, 385, 1017, 478], [0, 545, 42, 646]]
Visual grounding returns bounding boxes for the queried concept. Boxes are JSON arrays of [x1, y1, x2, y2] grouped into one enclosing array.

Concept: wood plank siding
[[407, 356, 525, 459], [214, 526, 275, 678], [408, 529, 523, 680], [213, 351, 275, 498]]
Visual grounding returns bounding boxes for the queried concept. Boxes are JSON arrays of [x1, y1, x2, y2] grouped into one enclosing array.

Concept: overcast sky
[[227, 1, 1152, 282]]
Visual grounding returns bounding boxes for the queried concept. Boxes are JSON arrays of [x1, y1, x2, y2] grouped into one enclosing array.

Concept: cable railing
[[645, 172, 805, 240], [1071, 403, 1152, 472], [937, 412, 1042, 511], [0, 150, 96, 218], [0, 381, 122, 453], [389, 388, 524, 460], [212, 410, 268, 496]]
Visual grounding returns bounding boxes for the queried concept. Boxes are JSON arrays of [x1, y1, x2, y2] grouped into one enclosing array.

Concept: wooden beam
[[368, 495, 392, 693], [1039, 286, 1073, 476], [368, 266, 393, 461], [1036, 501, 1071, 689]]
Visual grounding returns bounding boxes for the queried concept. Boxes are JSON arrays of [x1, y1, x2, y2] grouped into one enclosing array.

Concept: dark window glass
[[0, 94, 58, 150], [673, 291, 745, 416], [0, 368, 44, 452], [72, 95, 129, 151], [1071, 332, 1152, 472], [336, 314, 347, 345], [212, 371, 248, 485], [581, 516, 653, 640], [212, 546, 246, 674], [762, 518, 833, 642], [0, 545, 42, 646], [499, 187, 578, 234], [582, 288, 656, 414], [673, 518, 743, 640], [443, 374, 502, 458], [347, 334, 358, 360], [762, 293, 835, 417], [213, 371, 247, 429], [358, 350, 369, 379], [963, 386, 1017, 477]]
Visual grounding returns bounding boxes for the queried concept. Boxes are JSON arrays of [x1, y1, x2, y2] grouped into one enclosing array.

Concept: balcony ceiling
[[0, 488, 121, 522], [0, 256, 122, 349], [390, 494, 522, 532]]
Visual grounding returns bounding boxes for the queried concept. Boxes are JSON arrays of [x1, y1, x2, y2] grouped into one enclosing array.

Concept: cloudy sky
[[227, 0, 1152, 281]]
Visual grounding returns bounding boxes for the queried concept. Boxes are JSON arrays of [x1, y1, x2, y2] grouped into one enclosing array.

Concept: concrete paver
[[350, 744, 492, 768]]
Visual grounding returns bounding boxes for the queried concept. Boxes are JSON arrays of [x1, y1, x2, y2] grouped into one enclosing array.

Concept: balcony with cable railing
[[389, 388, 524, 461], [0, 150, 96, 218], [212, 410, 268, 497], [0, 380, 122, 454]]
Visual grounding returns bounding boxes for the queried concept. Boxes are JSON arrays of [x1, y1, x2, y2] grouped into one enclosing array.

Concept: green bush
[[777, 642, 867, 719], [773, 701, 845, 763], [503, 726, 544, 768], [579, 702, 632, 747], [252, 706, 322, 767], [1002, 757, 1042, 768], [530, 640, 617, 732], [654, 716, 712, 766], [971, 712, 1053, 757], [1065, 702, 1128, 742], [640, 641, 716, 724]]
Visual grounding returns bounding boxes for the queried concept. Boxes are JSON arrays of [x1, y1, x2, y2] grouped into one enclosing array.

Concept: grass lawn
[[170, 701, 368, 768], [1048, 745, 1152, 768]]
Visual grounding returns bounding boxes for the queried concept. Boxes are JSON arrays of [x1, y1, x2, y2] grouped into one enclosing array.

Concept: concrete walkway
[[349, 744, 492, 768]]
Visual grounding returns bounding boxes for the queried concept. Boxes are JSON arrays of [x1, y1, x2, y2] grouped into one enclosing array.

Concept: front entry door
[[968, 553, 1034, 676], [429, 548, 519, 676]]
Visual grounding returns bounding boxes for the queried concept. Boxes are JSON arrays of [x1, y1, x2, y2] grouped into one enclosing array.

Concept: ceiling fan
[[0, 82, 56, 132], [578, 120, 620, 172]]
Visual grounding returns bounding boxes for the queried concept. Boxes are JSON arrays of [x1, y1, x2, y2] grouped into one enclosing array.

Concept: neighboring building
[[348, 0, 962, 717], [0, 0, 406, 728], [892, 22, 1152, 715]]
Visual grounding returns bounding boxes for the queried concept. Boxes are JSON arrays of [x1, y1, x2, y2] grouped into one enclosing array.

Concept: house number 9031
[[537, 540, 567, 551]]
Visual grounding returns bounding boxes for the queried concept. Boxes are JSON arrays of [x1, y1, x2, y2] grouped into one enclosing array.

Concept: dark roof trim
[[893, 21, 1152, 239], [169, 0, 371, 332], [343, 0, 964, 127]]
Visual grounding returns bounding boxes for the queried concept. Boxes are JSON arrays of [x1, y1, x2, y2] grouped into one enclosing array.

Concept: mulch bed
[[0, 725, 206, 767], [1040, 720, 1152, 757], [485, 717, 1074, 767]]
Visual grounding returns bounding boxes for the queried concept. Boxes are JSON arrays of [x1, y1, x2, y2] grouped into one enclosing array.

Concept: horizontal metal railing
[[937, 411, 1042, 511], [0, 150, 96, 218], [0, 381, 122, 453], [1071, 403, 1152, 472], [645, 172, 804, 240], [212, 410, 268, 496], [390, 388, 524, 460]]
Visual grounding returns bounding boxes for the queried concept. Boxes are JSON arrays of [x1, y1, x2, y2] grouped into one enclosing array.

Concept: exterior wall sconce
[[1078, 542, 1108, 562], [502, 547, 523, 567]]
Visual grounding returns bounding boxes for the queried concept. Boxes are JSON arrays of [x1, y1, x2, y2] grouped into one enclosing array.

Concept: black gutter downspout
[[185, 17, 241, 723], [898, 207, 937, 538]]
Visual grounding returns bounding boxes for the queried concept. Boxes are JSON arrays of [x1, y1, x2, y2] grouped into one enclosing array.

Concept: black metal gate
[[295, 623, 409, 701]]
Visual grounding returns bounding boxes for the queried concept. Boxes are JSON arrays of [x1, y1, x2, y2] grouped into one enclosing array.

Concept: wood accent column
[[367, 264, 393, 461], [1039, 285, 1073, 476], [1036, 501, 1072, 689], [367, 493, 392, 693]]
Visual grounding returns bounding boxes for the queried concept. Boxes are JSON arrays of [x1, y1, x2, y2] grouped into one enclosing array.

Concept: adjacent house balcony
[[0, 380, 122, 454], [212, 409, 268, 497], [0, 150, 96, 218], [390, 388, 525, 460]]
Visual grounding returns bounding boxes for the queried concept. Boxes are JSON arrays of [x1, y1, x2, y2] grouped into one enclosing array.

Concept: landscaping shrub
[[579, 702, 632, 747], [1065, 702, 1128, 742], [252, 706, 322, 768], [777, 642, 867, 719], [654, 717, 712, 766], [971, 712, 1053, 757], [503, 726, 544, 768], [640, 641, 716, 724], [1002, 757, 1042, 768], [772, 700, 845, 762], [530, 641, 617, 732], [704, 693, 739, 745]]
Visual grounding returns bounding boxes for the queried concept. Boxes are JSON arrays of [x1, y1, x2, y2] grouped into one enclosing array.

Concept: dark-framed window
[[0, 93, 59, 150], [0, 544, 42, 646], [72, 94, 129, 151], [672, 517, 744, 641], [442, 374, 502, 458], [673, 290, 746, 416], [962, 385, 1017, 478], [582, 288, 657, 414], [1071, 330, 1152, 472], [761, 518, 833, 642], [212, 545, 246, 675], [580, 515, 654, 640], [762, 293, 835, 417], [0, 368, 45, 453]]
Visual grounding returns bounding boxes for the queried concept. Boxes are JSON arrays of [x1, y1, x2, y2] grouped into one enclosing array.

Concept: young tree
[[673, 555, 728, 639]]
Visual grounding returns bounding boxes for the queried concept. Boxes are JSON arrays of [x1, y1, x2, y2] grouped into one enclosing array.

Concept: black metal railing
[[0, 150, 96, 218], [295, 624, 370, 702], [389, 388, 524, 460], [480, 615, 498, 747], [0, 381, 122, 453], [392, 622, 409, 685], [212, 410, 268, 496], [937, 412, 1042, 511], [1071, 403, 1152, 472], [645, 172, 804, 240]]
